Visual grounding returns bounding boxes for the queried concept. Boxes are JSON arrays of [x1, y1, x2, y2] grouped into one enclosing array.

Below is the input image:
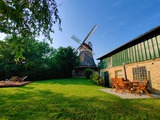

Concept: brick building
[[97, 26, 160, 94]]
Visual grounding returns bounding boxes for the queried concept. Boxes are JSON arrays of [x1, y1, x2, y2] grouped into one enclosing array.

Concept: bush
[[90, 72, 105, 86], [84, 68, 93, 79]]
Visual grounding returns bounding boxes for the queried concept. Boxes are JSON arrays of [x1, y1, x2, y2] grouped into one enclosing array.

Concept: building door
[[104, 72, 109, 87]]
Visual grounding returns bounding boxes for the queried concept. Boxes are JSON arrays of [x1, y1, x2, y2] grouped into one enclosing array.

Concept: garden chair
[[134, 80, 151, 97], [17, 76, 28, 82], [6, 76, 19, 82], [116, 78, 130, 93], [111, 78, 118, 91]]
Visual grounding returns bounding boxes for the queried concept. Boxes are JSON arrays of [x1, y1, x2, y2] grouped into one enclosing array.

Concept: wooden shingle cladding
[[97, 26, 160, 68]]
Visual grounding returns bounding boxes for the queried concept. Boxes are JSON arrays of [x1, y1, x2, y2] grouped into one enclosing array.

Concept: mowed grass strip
[[0, 78, 160, 120]]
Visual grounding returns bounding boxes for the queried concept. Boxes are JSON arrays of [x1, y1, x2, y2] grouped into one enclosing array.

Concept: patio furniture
[[134, 80, 151, 97], [117, 78, 131, 93], [111, 78, 118, 91], [17, 76, 28, 82], [6, 76, 19, 82], [130, 81, 140, 93]]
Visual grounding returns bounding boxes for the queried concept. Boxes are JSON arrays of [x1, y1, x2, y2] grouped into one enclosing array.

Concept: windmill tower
[[71, 25, 97, 77]]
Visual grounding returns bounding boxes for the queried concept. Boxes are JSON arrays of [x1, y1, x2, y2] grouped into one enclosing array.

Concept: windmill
[[71, 25, 97, 77]]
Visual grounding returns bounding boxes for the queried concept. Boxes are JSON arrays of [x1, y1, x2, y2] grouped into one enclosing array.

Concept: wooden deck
[[0, 81, 32, 87]]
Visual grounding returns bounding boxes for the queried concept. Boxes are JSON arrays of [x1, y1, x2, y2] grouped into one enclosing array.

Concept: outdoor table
[[129, 81, 140, 93], [123, 81, 140, 94]]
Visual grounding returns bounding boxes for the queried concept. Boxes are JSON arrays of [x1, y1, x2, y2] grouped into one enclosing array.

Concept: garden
[[0, 1, 160, 120], [0, 78, 160, 120]]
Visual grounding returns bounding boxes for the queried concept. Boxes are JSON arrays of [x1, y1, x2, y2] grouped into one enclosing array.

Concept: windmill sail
[[71, 25, 98, 77], [83, 25, 97, 43], [71, 35, 81, 44]]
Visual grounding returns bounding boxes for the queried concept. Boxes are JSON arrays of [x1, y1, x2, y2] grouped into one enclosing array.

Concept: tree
[[0, 0, 61, 41], [22, 38, 58, 80], [0, 36, 80, 80], [54, 46, 80, 78], [0, 35, 56, 80]]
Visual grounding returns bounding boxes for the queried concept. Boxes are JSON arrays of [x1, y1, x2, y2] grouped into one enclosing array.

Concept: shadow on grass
[[0, 86, 160, 120], [32, 78, 93, 86]]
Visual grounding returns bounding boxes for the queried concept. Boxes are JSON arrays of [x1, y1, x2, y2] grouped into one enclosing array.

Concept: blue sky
[[51, 0, 160, 64], [1, 0, 160, 64]]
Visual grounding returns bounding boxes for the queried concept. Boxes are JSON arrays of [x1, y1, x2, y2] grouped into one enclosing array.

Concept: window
[[132, 66, 147, 81], [115, 70, 122, 78]]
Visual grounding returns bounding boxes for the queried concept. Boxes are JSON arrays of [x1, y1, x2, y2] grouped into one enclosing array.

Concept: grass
[[0, 78, 160, 120]]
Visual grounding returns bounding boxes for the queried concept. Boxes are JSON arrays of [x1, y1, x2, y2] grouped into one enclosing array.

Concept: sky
[[1, 0, 160, 64], [50, 0, 160, 64]]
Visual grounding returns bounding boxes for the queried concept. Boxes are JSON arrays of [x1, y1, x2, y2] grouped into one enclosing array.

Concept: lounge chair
[[6, 76, 19, 82], [17, 76, 28, 82]]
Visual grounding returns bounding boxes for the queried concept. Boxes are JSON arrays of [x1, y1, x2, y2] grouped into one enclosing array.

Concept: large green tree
[[0, 0, 61, 62], [54, 46, 80, 78], [0, 36, 80, 80], [0, 0, 61, 41], [0, 35, 56, 80]]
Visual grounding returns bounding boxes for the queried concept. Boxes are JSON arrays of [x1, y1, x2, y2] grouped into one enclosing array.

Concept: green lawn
[[0, 78, 160, 120]]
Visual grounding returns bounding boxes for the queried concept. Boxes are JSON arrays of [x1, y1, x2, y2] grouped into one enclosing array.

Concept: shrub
[[84, 68, 93, 79], [90, 72, 105, 86]]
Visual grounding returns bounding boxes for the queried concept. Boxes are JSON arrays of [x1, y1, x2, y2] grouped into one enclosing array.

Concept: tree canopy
[[0, 36, 80, 80], [0, 0, 61, 41], [54, 47, 80, 78]]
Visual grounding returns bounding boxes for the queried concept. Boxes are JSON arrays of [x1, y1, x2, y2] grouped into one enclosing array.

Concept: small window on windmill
[[88, 41, 92, 49], [108, 57, 112, 67]]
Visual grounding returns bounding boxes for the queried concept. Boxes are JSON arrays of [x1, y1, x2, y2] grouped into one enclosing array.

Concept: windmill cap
[[82, 43, 92, 51]]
